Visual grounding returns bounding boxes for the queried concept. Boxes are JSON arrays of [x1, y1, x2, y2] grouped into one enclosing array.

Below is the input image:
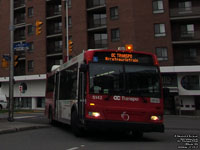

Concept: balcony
[[47, 27, 62, 36], [88, 17, 107, 30], [14, 14, 25, 25], [170, 7, 200, 20], [46, 5, 62, 18], [174, 56, 200, 66], [47, 45, 62, 55], [14, 0, 25, 9], [172, 31, 200, 44], [173, 45, 200, 66], [14, 28, 25, 42], [47, 56, 62, 72], [87, 0, 106, 10]]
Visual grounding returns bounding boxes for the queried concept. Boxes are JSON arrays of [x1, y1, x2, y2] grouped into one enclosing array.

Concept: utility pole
[[8, 0, 14, 122], [65, 0, 69, 61]]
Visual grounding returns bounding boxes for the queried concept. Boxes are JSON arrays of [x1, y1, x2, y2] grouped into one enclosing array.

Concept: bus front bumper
[[84, 119, 164, 133]]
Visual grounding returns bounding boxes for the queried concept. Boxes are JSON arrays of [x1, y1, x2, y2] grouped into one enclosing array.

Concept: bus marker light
[[89, 112, 100, 118], [151, 115, 160, 121], [90, 103, 95, 106]]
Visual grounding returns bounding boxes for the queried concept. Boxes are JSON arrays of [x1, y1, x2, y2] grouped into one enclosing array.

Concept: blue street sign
[[13, 42, 30, 51], [3, 54, 11, 61]]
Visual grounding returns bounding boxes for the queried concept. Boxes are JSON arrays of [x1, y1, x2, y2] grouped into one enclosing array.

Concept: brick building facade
[[0, 0, 199, 114]]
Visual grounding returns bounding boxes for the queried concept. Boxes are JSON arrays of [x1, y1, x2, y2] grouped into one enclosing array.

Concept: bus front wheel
[[71, 110, 84, 137]]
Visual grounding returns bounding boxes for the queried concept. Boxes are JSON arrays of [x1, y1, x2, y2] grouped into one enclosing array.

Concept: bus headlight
[[151, 115, 161, 121], [89, 112, 100, 118]]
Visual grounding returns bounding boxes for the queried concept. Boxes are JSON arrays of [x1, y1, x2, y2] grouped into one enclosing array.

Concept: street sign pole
[[8, 0, 14, 122]]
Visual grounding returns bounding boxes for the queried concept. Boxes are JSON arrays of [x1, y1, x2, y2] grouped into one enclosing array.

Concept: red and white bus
[[45, 49, 164, 136]]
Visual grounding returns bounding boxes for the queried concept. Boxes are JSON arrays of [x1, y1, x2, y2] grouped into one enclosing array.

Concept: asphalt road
[[0, 113, 199, 150], [0, 126, 199, 150]]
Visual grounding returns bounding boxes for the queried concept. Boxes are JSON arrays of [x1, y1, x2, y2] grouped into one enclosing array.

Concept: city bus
[[45, 48, 164, 137]]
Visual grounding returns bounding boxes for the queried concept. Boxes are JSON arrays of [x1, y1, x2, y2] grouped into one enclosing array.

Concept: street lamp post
[[65, 0, 69, 61], [8, 0, 14, 122]]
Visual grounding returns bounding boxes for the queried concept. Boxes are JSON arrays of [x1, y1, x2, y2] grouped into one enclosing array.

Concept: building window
[[93, 14, 106, 28], [154, 23, 166, 37], [54, 22, 62, 33], [28, 60, 34, 72], [68, 16, 72, 27], [184, 48, 197, 58], [28, 7, 34, 17], [27, 25, 34, 35], [181, 24, 194, 38], [110, 7, 119, 20], [189, 48, 197, 57], [55, 41, 62, 51], [94, 33, 107, 48], [111, 28, 120, 42], [181, 75, 200, 90], [156, 47, 168, 61], [54, 5, 62, 15], [68, 0, 72, 8], [153, 0, 164, 14], [179, 1, 192, 12], [27, 42, 34, 52]]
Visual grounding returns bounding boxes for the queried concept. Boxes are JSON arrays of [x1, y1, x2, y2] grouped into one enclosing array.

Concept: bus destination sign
[[105, 53, 139, 63], [93, 52, 154, 65]]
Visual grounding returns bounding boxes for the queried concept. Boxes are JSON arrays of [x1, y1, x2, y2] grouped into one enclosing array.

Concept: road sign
[[13, 42, 30, 51], [2, 54, 11, 61]]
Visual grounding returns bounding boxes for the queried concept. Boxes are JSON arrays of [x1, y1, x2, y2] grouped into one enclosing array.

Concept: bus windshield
[[89, 63, 161, 98]]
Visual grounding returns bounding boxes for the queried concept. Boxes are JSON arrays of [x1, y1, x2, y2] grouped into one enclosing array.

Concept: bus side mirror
[[163, 88, 169, 97], [80, 64, 88, 72]]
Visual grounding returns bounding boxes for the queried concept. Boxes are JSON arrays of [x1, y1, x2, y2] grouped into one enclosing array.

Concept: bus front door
[[78, 72, 85, 122]]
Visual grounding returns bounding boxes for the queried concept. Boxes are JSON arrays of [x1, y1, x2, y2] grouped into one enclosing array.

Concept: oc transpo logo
[[121, 112, 130, 121], [113, 96, 121, 101]]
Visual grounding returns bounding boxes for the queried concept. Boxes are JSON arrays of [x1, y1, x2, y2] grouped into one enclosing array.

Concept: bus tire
[[71, 110, 84, 137]]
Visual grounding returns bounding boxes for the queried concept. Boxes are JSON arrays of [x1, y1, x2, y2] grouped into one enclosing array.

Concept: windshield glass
[[89, 63, 161, 98]]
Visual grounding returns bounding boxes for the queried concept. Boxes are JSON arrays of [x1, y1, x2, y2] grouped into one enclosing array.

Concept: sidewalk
[[0, 119, 50, 134], [0, 112, 50, 135]]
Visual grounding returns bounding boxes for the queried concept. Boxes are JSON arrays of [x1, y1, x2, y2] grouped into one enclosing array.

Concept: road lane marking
[[66, 145, 85, 150], [14, 116, 36, 119], [66, 147, 79, 150]]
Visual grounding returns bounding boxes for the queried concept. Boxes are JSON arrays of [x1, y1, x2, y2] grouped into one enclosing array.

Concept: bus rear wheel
[[71, 110, 84, 137]]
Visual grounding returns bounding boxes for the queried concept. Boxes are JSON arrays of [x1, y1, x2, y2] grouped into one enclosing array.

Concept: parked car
[[0, 95, 8, 110]]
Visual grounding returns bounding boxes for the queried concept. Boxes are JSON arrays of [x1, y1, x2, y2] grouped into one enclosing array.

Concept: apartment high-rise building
[[0, 0, 199, 115]]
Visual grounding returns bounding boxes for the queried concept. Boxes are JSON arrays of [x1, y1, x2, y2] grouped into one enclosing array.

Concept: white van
[[0, 95, 8, 110]]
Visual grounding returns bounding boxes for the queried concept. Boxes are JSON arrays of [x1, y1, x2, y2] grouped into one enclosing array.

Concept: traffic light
[[14, 55, 19, 67], [1, 58, 9, 68], [68, 40, 73, 55], [125, 44, 134, 52], [35, 20, 43, 35]]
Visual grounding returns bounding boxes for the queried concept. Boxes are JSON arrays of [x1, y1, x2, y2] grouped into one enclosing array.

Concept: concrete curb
[[0, 124, 51, 135]]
